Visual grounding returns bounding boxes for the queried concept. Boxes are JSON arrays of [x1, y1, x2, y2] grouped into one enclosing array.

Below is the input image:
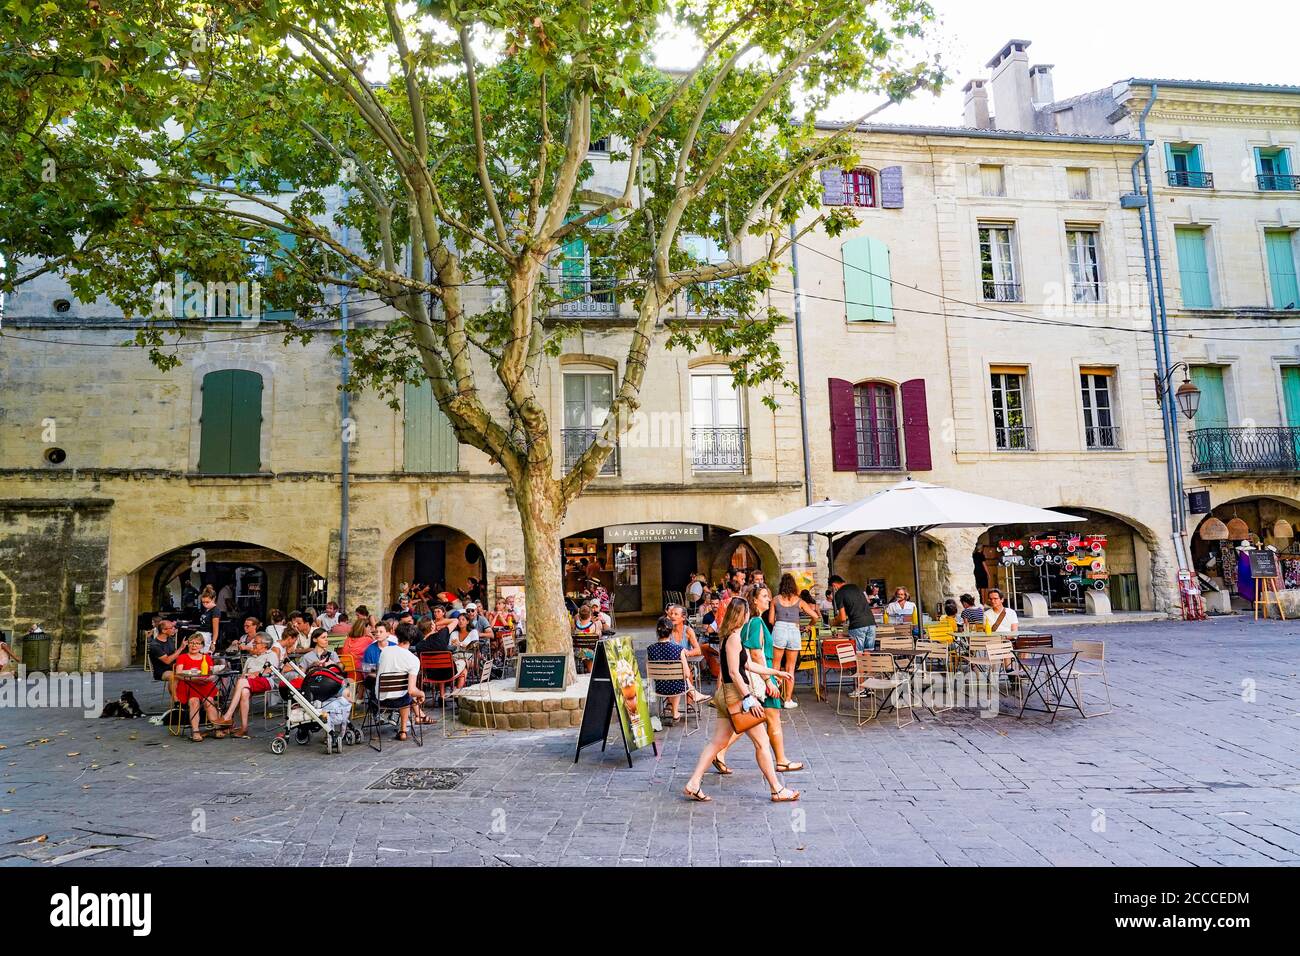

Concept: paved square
[[2, 617, 1298, 867]]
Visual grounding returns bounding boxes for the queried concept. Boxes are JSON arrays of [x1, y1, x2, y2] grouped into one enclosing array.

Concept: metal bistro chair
[[338, 653, 367, 722], [853, 652, 914, 728], [449, 658, 497, 737], [419, 651, 460, 726], [497, 629, 519, 679], [572, 632, 600, 674], [646, 660, 702, 737], [364, 673, 424, 751], [831, 641, 862, 717], [820, 637, 856, 703], [796, 623, 821, 702], [964, 639, 1025, 711], [1063, 640, 1112, 717], [912, 639, 954, 713]]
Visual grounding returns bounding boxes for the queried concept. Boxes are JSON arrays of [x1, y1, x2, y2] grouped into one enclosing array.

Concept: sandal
[[775, 761, 805, 773], [683, 785, 713, 802], [711, 757, 733, 776], [231, 728, 250, 739], [770, 787, 801, 803], [190, 733, 204, 742]]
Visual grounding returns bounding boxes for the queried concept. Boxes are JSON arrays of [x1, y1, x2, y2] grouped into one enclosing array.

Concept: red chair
[[420, 651, 459, 707], [819, 638, 857, 699]]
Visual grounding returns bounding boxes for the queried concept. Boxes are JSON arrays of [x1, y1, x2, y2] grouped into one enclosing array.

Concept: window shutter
[[197, 370, 234, 474], [869, 238, 894, 322], [820, 169, 845, 206], [843, 236, 874, 322], [900, 378, 932, 471], [828, 378, 858, 471], [1163, 143, 1175, 173], [227, 371, 263, 472], [1175, 227, 1212, 308], [404, 379, 459, 472], [879, 166, 904, 208]]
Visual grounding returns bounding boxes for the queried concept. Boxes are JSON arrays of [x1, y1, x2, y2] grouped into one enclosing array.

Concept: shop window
[[198, 369, 262, 474]]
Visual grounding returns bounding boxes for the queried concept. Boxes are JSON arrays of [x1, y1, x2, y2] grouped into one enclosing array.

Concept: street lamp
[[1155, 361, 1201, 421]]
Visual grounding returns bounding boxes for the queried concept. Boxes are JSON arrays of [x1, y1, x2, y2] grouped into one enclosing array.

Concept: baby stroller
[[302, 660, 363, 753], [266, 662, 358, 755]]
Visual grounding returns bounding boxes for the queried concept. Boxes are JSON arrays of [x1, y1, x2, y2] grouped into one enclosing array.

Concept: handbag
[[726, 670, 768, 734]]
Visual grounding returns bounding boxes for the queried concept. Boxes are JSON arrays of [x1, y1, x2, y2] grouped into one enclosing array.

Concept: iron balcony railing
[[982, 280, 1022, 302], [856, 427, 901, 471], [553, 274, 618, 316], [562, 428, 619, 476], [1085, 423, 1122, 450], [1167, 170, 1213, 188], [692, 427, 747, 472], [1071, 281, 1103, 304], [1190, 426, 1300, 475], [994, 423, 1035, 451], [1257, 173, 1300, 191]]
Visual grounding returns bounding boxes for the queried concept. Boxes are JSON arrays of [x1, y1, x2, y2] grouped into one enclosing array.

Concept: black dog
[[99, 690, 145, 719]]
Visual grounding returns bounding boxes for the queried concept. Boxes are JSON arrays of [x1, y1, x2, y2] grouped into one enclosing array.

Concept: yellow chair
[[797, 623, 821, 702]]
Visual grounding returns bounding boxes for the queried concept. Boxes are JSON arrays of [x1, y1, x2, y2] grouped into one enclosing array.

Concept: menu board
[[1248, 550, 1280, 579]]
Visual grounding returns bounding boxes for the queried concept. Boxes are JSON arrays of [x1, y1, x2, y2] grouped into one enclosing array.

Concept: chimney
[[962, 79, 991, 129], [1030, 64, 1055, 106], [986, 39, 1035, 132]]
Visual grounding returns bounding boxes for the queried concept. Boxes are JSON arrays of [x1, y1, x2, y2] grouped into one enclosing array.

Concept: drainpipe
[[338, 210, 351, 609], [789, 224, 816, 570], [1133, 85, 1191, 577]]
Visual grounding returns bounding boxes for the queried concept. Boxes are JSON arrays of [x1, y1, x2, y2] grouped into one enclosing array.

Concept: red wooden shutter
[[900, 378, 932, 471], [829, 378, 858, 471]]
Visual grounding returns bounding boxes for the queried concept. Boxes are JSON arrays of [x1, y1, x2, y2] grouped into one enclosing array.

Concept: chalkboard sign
[[1248, 550, 1279, 579], [515, 653, 569, 691]]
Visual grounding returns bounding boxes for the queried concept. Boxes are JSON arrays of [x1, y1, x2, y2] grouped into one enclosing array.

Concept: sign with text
[[1248, 550, 1280, 579], [574, 637, 657, 768], [604, 523, 703, 543], [514, 653, 569, 691]]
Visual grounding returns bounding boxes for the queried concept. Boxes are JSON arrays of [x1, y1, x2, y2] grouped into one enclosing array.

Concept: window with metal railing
[[990, 369, 1033, 451], [853, 381, 900, 470], [978, 223, 1021, 302]]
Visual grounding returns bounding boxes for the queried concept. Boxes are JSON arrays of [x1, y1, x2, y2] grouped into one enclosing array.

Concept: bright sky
[[863, 0, 1300, 127]]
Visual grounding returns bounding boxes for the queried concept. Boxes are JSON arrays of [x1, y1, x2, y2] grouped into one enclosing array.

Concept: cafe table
[[1011, 646, 1083, 722]]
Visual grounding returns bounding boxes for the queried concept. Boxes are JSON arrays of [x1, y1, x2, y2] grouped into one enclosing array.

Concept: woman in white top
[[885, 588, 917, 627], [983, 588, 1019, 633]]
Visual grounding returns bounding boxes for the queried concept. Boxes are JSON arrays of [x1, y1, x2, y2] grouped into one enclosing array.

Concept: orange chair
[[819, 638, 857, 700]]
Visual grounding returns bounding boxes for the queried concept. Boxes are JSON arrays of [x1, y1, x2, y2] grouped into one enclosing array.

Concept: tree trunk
[[514, 469, 574, 674]]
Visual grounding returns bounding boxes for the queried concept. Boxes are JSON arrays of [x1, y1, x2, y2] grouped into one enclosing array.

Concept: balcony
[[562, 428, 619, 476], [1258, 173, 1300, 191], [1190, 426, 1300, 476], [994, 424, 1035, 451], [1085, 423, 1122, 450], [552, 274, 618, 316], [692, 427, 747, 473], [981, 281, 1022, 303], [1167, 170, 1213, 188]]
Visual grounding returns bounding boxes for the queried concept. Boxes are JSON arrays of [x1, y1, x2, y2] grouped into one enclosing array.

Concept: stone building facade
[[4, 44, 1296, 667]]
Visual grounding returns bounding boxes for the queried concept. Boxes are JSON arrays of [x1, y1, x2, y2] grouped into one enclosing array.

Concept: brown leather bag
[[726, 672, 768, 733]]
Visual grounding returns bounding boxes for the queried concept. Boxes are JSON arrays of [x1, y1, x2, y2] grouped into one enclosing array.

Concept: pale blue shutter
[[1175, 227, 1213, 308], [403, 380, 459, 472], [843, 236, 893, 322], [1265, 231, 1298, 309]]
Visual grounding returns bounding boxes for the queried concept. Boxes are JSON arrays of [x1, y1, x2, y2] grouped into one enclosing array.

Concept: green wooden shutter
[[1282, 367, 1300, 427], [843, 236, 893, 322], [1190, 366, 1227, 427], [1265, 231, 1298, 309], [1175, 227, 1213, 308], [403, 380, 459, 472], [198, 370, 234, 474], [199, 369, 262, 474]]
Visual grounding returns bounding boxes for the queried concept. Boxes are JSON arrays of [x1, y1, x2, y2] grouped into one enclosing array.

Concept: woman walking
[[768, 574, 819, 709], [716, 585, 804, 775], [682, 597, 798, 804]]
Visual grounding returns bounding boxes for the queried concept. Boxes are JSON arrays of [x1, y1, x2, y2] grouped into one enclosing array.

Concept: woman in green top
[[713, 585, 805, 775]]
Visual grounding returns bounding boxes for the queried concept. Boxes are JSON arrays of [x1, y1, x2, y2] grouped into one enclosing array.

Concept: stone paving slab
[[2, 616, 1299, 866]]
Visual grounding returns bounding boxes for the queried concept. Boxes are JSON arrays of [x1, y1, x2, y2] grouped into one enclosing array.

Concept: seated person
[[448, 611, 479, 650], [667, 604, 702, 659], [571, 606, 602, 672], [375, 628, 427, 741], [488, 598, 516, 632], [300, 628, 340, 669], [147, 618, 182, 705], [959, 593, 985, 632], [646, 616, 710, 723], [172, 633, 231, 741], [589, 598, 614, 634], [220, 632, 281, 737], [339, 618, 373, 667], [940, 599, 961, 633], [361, 622, 395, 673], [696, 596, 722, 679], [233, 615, 263, 654]]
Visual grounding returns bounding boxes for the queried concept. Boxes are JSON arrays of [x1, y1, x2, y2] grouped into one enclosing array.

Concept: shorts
[[771, 620, 802, 651], [244, 676, 271, 693], [848, 626, 876, 653], [379, 693, 413, 708]]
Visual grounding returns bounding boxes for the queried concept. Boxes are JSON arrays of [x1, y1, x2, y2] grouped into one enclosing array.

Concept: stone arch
[[383, 522, 489, 608]]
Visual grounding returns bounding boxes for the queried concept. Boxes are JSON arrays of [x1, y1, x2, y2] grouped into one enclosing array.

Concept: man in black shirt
[[413, 618, 451, 655], [830, 574, 876, 652], [148, 618, 182, 704]]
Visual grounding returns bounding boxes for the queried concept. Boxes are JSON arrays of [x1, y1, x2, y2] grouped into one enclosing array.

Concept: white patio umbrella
[[799, 480, 1084, 620], [732, 498, 846, 537]]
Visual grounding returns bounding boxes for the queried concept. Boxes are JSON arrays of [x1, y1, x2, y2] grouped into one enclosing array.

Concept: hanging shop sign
[[603, 523, 704, 543], [1187, 490, 1211, 515]]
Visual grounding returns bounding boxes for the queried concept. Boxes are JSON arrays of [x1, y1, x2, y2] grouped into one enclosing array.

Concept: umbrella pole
[[911, 530, 923, 631]]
